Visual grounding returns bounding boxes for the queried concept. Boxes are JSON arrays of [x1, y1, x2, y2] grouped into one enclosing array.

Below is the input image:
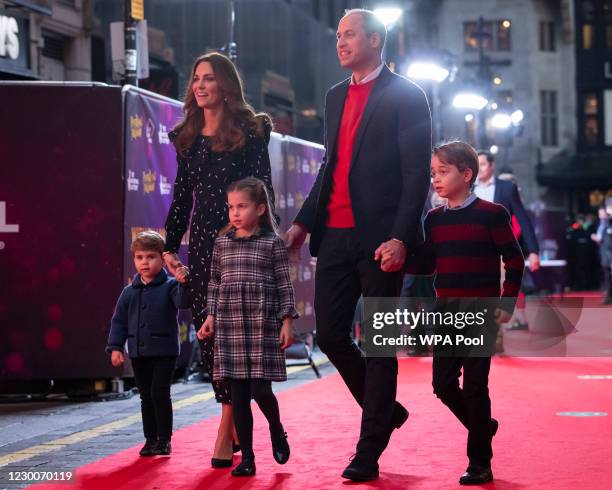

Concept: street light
[[373, 7, 403, 27], [511, 109, 524, 125], [491, 113, 512, 129], [407, 61, 450, 142], [406, 62, 450, 83], [452, 93, 488, 110]]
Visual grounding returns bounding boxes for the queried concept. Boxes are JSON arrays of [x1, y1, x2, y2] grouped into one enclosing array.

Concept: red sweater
[[326, 80, 375, 228]]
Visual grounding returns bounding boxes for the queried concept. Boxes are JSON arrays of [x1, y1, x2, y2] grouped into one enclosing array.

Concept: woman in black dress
[[163, 52, 277, 464]]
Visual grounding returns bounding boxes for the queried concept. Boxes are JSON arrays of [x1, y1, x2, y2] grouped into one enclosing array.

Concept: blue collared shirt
[[444, 192, 478, 212]]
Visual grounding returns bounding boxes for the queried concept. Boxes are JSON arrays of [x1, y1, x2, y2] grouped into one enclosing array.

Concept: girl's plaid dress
[[207, 228, 299, 381]]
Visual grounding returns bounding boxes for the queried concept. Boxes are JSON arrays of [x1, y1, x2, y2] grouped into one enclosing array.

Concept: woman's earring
[[224, 97, 228, 103]]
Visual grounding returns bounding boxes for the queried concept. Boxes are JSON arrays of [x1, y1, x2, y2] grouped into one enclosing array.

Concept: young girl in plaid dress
[[197, 176, 298, 477]]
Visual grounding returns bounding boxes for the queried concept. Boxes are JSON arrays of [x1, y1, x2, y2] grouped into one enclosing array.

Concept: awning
[[537, 150, 612, 188], [4, 0, 52, 16]]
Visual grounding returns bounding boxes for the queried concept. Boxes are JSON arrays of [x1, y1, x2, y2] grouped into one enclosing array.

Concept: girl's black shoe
[[232, 442, 241, 453], [271, 427, 290, 464], [231, 459, 256, 477], [211, 457, 233, 468], [139, 438, 157, 457]]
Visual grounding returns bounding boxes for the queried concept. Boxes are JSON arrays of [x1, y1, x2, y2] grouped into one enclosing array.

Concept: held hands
[[374, 239, 407, 272], [284, 224, 308, 263], [527, 253, 541, 272], [494, 308, 512, 325], [279, 318, 294, 350], [163, 252, 188, 283], [111, 351, 125, 367], [196, 315, 214, 340], [175, 265, 190, 283]]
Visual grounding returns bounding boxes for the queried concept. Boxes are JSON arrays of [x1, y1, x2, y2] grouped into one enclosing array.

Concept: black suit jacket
[[294, 66, 432, 257], [493, 178, 539, 254]]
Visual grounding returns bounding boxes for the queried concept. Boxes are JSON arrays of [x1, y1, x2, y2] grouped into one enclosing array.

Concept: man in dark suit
[[475, 152, 540, 335], [285, 8, 431, 482]]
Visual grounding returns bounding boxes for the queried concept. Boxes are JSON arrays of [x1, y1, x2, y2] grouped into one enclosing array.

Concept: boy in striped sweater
[[401, 141, 524, 485]]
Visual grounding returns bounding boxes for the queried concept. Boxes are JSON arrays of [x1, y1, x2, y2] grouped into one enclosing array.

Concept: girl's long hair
[[172, 52, 271, 155], [219, 177, 279, 236]]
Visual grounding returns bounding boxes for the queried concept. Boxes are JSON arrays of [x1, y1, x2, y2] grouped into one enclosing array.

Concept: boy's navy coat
[[106, 269, 191, 358]]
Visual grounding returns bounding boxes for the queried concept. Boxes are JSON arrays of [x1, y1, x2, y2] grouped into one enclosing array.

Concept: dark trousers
[[230, 380, 283, 461], [432, 356, 493, 468], [602, 263, 612, 299], [131, 356, 176, 441], [315, 227, 403, 461]]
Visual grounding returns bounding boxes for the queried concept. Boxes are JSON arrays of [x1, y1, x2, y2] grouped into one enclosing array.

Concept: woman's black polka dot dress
[[164, 117, 277, 404]]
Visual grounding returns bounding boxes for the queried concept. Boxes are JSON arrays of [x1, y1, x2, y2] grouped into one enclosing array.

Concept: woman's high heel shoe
[[232, 442, 241, 453], [231, 459, 256, 477], [211, 457, 233, 468]]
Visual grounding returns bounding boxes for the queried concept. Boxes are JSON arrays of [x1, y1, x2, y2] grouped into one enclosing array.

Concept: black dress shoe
[[139, 438, 157, 457], [153, 438, 172, 456], [491, 418, 499, 438], [459, 466, 493, 485], [392, 403, 410, 429], [341, 455, 379, 482], [506, 320, 529, 331], [211, 457, 233, 468], [232, 442, 241, 453], [270, 427, 290, 464], [231, 459, 256, 477]]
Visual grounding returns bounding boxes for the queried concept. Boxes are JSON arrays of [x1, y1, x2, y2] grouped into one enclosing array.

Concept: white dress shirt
[[474, 176, 496, 203], [350, 63, 384, 85]]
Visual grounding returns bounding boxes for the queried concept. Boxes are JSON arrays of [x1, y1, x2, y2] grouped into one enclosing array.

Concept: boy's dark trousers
[[131, 356, 176, 440], [432, 356, 493, 468]]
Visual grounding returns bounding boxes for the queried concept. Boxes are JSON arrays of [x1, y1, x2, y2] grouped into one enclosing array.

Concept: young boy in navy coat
[[106, 231, 190, 456]]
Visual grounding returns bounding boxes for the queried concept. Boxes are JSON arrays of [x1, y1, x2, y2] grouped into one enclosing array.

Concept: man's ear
[[369, 32, 382, 50]]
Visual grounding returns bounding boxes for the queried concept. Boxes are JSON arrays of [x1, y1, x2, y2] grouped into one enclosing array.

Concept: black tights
[[231, 380, 282, 461]]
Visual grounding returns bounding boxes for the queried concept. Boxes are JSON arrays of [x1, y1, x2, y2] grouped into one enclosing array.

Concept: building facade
[[420, 0, 576, 208], [0, 0, 96, 81], [537, 0, 612, 212]]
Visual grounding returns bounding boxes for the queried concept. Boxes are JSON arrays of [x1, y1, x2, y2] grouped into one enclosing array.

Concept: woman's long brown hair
[[172, 52, 271, 155], [218, 177, 279, 237]]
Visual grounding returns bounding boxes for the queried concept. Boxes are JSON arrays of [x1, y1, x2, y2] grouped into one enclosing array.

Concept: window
[[541, 90, 558, 147], [605, 1, 612, 49], [497, 20, 511, 51], [582, 1, 595, 50], [604, 91, 612, 145], [464, 20, 511, 51], [584, 92, 599, 146], [496, 90, 513, 110], [539, 22, 556, 51], [42, 33, 66, 61]]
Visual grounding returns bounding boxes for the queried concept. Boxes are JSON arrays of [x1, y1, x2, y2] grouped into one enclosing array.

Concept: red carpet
[[31, 357, 612, 489]]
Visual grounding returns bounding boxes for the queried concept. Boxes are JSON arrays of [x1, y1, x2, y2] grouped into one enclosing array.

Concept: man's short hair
[[131, 230, 165, 255], [343, 9, 387, 49], [477, 151, 495, 165], [434, 141, 479, 186]]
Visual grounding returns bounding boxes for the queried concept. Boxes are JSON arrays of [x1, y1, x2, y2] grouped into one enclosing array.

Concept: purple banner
[[281, 136, 324, 334], [123, 89, 195, 369]]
